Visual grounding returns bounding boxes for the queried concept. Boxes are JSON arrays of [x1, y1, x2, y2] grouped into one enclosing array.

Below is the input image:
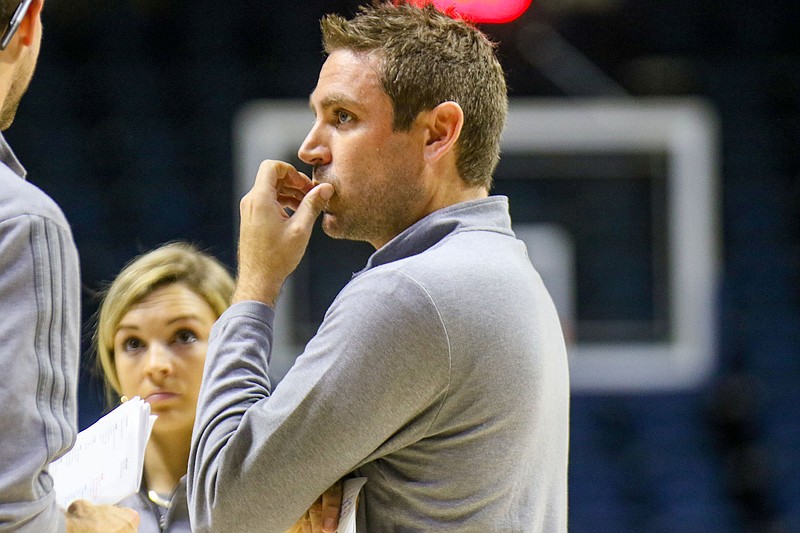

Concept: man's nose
[[298, 122, 332, 167]]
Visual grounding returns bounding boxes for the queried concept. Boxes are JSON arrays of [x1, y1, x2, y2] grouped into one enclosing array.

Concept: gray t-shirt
[[189, 196, 569, 532]]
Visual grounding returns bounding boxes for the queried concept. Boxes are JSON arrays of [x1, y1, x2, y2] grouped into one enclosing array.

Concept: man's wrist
[[232, 279, 282, 307]]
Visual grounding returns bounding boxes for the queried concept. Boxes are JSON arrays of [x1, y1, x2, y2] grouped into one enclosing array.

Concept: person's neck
[[445, 184, 489, 207], [143, 428, 191, 495], [0, 71, 11, 115], [369, 185, 488, 249], [425, 162, 489, 211], [367, 171, 489, 250], [420, 180, 489, 225]]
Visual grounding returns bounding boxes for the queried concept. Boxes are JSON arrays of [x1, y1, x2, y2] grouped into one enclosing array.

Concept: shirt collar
[[357, 195, 514, 275], [0, 132, 27, 178]]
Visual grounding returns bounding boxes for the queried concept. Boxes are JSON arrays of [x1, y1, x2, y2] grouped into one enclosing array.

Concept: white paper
[[335, 477, 367, 533], [49, 396, 156, 508]]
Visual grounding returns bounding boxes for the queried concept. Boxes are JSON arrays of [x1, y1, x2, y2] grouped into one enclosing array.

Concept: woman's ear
[[422, 101, 464, 164], [15, 0, 43, 47]]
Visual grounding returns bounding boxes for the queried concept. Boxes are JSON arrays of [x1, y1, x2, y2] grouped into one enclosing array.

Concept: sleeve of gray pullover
[[0, 211, 79, 533], [188, 268, 451, 533]]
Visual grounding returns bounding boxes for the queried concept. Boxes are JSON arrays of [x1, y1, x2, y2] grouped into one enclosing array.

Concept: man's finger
[[320, 480, 344, 533], [307, 499, 323, 532], [252, 160, 311, 195], [290, 183, 334, 233], [251, 160, 282, 195]]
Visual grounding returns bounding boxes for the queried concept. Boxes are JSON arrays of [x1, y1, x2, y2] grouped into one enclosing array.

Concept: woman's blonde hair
[[94, 242, 234, 405]]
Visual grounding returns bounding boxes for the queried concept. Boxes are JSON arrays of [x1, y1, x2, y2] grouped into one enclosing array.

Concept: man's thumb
[[293, 183, 334, 228]]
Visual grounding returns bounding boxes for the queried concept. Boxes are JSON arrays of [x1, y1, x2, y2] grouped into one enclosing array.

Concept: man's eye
[[337, 111, 352, 124], [175, 329, 198, 344]]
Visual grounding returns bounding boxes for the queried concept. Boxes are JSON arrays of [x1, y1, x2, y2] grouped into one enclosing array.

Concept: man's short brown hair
[[320, 1, 508, 189]]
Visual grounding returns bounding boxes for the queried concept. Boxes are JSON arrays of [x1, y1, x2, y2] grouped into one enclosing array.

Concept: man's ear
[[422, 101, 464, 164], [16, 0, 43, 47]]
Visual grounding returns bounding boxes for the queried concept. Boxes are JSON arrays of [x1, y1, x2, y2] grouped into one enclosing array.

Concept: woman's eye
[[175, 329, 198, 344], [122, 337, 143, 352]]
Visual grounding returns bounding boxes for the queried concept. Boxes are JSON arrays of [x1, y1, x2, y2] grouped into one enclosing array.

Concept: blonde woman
[[95, 242, 341, 533]]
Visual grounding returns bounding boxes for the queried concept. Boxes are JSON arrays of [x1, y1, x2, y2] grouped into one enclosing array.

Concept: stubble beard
[[318, 174, 425, 249], [320, 203, 378, 245], [0, 50, 37, 131], [312, 169, 372, 243]]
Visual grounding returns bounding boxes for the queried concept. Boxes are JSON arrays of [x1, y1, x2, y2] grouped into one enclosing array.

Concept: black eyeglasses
[[0, 0, 34, 51]]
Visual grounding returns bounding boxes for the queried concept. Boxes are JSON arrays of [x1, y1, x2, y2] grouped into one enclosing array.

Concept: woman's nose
[[143, 343, 172, 379]]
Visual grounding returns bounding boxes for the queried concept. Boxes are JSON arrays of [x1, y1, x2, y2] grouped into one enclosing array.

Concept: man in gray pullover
[[0, 0, 138, 530], [189, 2, 570, 532]]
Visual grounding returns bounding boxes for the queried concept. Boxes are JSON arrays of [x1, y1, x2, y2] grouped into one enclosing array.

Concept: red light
[[408, 0, 532, 24]]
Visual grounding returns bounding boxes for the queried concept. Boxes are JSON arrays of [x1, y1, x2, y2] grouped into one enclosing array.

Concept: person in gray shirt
[[189, 2, 570, 532], [0, 0, 138, 530]]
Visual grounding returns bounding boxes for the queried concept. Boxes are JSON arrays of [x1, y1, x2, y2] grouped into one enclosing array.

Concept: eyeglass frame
[[0, 0, 35, 51]]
